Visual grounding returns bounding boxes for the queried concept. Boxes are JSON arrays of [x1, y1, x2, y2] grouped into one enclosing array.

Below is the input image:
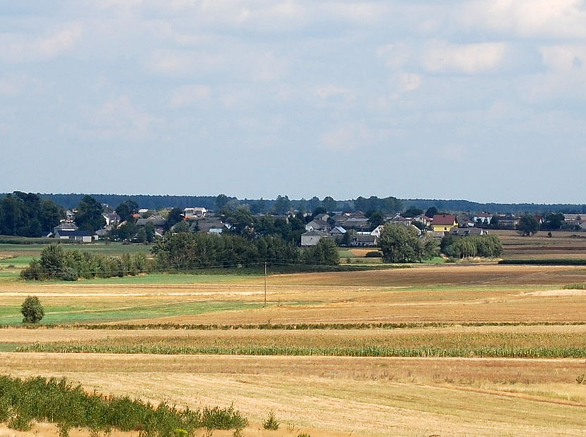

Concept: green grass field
[[0, 301, 264, 326]]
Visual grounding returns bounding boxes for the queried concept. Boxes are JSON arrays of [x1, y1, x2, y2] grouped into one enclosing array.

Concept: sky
[[1, 0, 586, 204]]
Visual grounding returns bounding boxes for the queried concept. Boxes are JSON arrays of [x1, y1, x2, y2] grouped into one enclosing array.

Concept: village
[[48, 201, 586, 247]]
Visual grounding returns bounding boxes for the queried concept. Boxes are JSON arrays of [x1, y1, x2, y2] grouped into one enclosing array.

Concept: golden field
[[2, 250, 586, 436]]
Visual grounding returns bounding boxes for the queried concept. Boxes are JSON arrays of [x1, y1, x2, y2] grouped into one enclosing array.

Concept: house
[[496, 215, 519, 229], [329, 226, 347, 242], [389, 215, 413, 227], [53, 222, 78, 235], [54, 230, 94, 243], [449, 228, 488, 237], [136, 215, 167, 227], [305, 219, 331, 232], [456, 214, 474, 228], [351, 233, 377, 247], [301, 230, 328, 246], [183, 207, 207, 218], [334, 212, 370, 231], [102, 212, 120, 226], [197, 217, 227, 234], [473, 213, 493, 226], [413, 215, 432, 228], [431, 215, 457, 233]]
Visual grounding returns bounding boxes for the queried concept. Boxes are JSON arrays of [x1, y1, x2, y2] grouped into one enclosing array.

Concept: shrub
[[365, 251, 382, 258], [263, 411, 280, 430], [21, 296, 44, 324]]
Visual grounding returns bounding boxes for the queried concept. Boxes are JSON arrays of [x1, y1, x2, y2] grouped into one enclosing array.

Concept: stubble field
[[1, 240, 586, 436]]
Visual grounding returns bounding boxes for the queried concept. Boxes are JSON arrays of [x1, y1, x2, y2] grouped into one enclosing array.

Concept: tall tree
[[378, 223, 436, 263], [115, 200, 139, 223], [75, 195, 105, 232], [322, 196, 337, 213], [516, 214, 539, 236]]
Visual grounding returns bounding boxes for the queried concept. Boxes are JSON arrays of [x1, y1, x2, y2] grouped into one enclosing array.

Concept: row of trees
[[20, 244, 151, 281], [440, 234, 503, 258], [152, 233, 339, 271], [0, 192, 63, 237], [378, 223, 503, 262]]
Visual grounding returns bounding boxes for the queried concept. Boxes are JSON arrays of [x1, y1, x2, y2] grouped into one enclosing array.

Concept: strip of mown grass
[[0, 302, 264, 326], [0, 375, 248, 437], [17, 332, 586, 358]]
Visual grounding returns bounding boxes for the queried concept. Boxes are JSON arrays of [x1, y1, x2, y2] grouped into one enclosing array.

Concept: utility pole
[[264, 262, 267, 307]]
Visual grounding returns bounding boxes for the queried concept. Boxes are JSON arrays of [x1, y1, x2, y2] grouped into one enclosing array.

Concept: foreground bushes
[[0, 375, 248, 437], [20, 244, 152, 281]]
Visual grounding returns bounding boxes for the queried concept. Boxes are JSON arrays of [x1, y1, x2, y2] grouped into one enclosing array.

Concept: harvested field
[[1, 264, 586, 325], [2, 261, 586, 436], [1, 353, 586, 437]]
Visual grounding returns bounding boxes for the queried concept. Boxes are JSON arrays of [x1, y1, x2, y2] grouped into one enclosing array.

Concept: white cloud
[[168, 85, 211, 108], [377, 43, 412, 70], [147, 49, 225, 75], [524, 44, 586, 100], [65, 96, 159, 141], [458, 0, 586, 39], [0, 23, 82, 63], [321, 123, 376, 152], [398, 73, 422, 92], [314, 85, 351, 99], [423, 41, 508, 74]]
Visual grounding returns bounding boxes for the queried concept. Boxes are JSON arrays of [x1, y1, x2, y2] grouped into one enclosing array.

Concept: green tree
[[215, 194, 230, 211], [144, 221, 156, 243], [115, 200, 139, 223], [378, 223, 434, 263], [542, 213, 564, 231], [516, 214, 539, 236], [271, 195, 291, 215], [403, 207, 423, 217], [224, 206, 254, 237], [21, 296, 44, 324], [165, 208, 184, 231], [303, 238, 339, 265], [368, 211, 385, 230], [75, 195, 105, 232], [425, 207, 438, 218], [322, 196, 337, 213]]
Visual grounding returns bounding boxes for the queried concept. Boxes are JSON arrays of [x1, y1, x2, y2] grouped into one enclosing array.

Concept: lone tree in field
[[21, 296, 44, 324], [516, 214, 539, 236]]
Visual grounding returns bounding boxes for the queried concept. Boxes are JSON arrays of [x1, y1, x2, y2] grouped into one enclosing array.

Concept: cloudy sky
[[2, 0, 586, 203]]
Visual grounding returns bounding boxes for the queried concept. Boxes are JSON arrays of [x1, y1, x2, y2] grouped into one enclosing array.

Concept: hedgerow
[[20, 244, 152, 281], [0, 375, 248, 437]]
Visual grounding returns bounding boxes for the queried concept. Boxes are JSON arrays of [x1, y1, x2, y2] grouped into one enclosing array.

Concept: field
[[1, 239, 586, 436]]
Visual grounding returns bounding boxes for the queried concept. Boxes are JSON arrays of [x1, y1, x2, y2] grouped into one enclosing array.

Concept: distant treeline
[[2, 192, 584, 215], [402, 199, 586, 214]]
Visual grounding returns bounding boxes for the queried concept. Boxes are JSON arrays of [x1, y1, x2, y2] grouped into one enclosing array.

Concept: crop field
[[1, 240, 586, 436], [496, 229, 586, 259]]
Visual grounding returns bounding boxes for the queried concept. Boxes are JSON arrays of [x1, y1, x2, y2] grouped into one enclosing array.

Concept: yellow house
[[431, 214, 458, 232]]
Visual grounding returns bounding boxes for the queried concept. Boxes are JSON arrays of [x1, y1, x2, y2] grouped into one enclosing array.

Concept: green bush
[[21, 296, 44, 324], [263, 411, 280, 430], [365, 251, 382, 258], [0, 375, 250, 436]]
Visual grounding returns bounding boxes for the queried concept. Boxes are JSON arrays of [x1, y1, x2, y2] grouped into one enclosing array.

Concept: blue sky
[[1, 0, 585, 203]]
